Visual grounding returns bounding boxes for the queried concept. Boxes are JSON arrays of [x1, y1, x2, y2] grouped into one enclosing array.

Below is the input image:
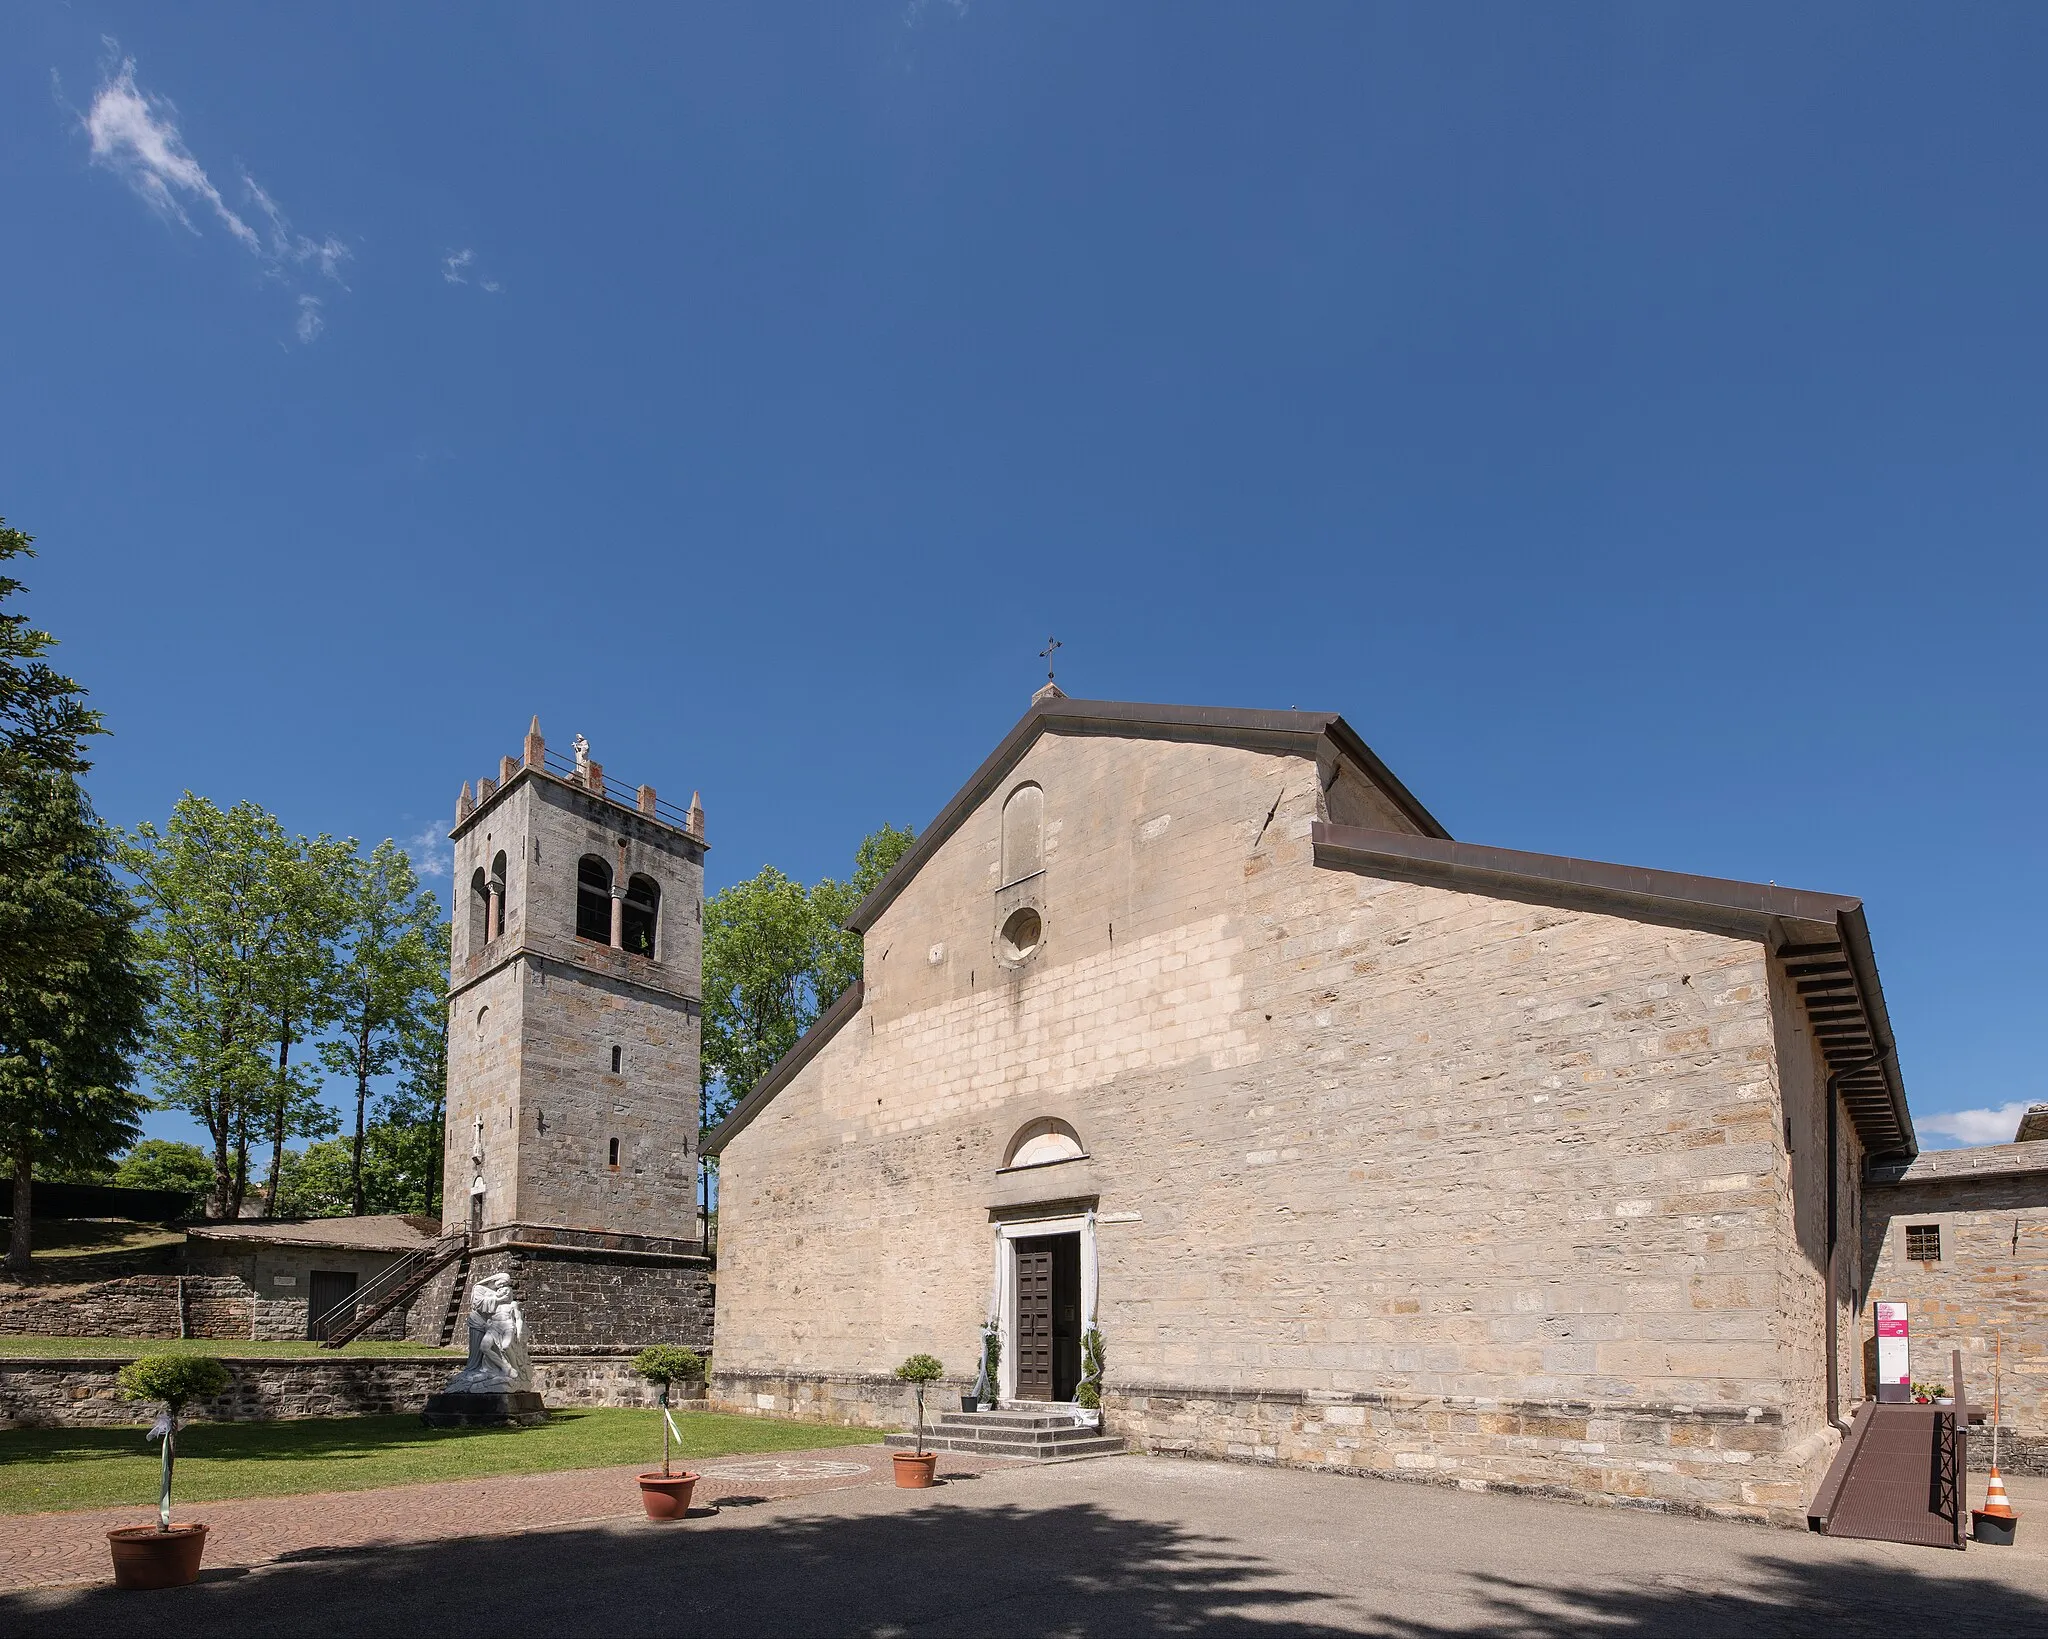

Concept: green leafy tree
[[112, 1139, 215, 1198], [273, 1138, 356, 1218], [700, 824, 913, 1136], [123, 798, 297, 1219], [0, 520, 101, 783], [373, 925, 449, 1217], [0, 772, 152, 1273], [365, 1078, 445, 1219], [808, 823, 915, 1003], [319, 841, 442, 1217], [699, 865, 818, 1132], [254, 834, 352, 1216]]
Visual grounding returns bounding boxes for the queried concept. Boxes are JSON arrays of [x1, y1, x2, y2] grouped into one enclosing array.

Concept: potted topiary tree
[[1073, 1326, 1105, 1429], [632, 1345, 706, 1519], [969, 1322, 1000, 1413], [893, 1354, 944, 1488], [107, 1353, 232, 1590]]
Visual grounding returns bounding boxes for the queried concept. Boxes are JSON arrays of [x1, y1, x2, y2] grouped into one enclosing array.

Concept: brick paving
[[0, 1441, 1007, 1594]]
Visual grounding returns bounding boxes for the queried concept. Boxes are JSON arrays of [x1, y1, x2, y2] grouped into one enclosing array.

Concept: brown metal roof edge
[[703, 978, 864, 1156], [1836, 905, 1916, 1161], [1312, 822, 1915, 1161], [844, 699, 1447, 936], [1311, 821, 1866, 932]]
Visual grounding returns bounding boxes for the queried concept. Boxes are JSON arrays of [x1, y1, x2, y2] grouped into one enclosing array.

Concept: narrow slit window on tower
[[1905, 1224, 1941, 1262], [622, 873, 660, 957], [610, 1046, 622, 1074], [607, 1137, 620, 1172], [576, 855, 613, 942]]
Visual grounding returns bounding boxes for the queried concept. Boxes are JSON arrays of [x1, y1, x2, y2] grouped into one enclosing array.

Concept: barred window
[[1905, 1224, 1941, 1262]]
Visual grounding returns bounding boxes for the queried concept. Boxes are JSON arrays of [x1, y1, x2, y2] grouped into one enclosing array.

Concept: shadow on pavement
[[6, 1493, 2043, 1637]]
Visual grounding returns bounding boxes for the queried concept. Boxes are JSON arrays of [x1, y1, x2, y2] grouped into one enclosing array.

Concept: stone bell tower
[[440, 719, 714, 1348]]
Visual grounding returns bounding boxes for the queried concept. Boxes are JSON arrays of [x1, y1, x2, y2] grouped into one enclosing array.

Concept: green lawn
[[23, 1220, 184, 1261], [0, 1336, 456, 1359], [0, 1409, 884, 1515]]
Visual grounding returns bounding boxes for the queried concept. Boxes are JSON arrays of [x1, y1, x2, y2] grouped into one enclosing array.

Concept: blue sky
[[2, 3, 2042, 1151]]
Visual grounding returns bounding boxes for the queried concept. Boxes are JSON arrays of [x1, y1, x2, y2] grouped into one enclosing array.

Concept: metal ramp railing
[[1809, 1347, 1968, 1549]]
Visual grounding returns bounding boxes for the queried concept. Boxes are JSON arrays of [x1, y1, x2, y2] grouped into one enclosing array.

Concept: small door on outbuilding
[[306, 1270, 358, 1341]]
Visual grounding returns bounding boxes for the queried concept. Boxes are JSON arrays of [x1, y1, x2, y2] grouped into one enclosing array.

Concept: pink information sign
[[1875, 1300, 1910, 1394]]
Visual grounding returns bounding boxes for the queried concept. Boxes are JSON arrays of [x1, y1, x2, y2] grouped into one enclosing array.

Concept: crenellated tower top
[[453, 718, 705, 844]]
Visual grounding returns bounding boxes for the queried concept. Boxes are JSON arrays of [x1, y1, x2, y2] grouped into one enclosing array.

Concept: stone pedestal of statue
[[420, 1389, 548, 1428], [421, 1271, 545, 1429]]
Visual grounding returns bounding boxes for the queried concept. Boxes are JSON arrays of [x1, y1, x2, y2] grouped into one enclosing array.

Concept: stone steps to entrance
[[885, 1407, 1124, 1463]]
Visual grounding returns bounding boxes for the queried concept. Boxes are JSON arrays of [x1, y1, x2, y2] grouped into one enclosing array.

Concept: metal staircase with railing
[[313, 1230, 471, 1348]]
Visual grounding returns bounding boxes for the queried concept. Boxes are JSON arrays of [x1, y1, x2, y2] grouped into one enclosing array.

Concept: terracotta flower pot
[[893, 1451, 938, 1489], [637, 1472, 700, 1520], [107, 1523, 208, 1591]]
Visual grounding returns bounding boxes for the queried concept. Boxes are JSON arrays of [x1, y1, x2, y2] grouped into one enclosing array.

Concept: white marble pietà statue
[[444, 1272, 533, 1394]]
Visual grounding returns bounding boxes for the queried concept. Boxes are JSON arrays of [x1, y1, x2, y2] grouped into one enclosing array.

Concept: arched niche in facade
[[1003, 1116, 1085, 1170]]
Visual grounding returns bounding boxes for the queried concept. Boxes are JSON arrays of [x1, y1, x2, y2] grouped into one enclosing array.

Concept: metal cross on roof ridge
[[1039, 635, 1061, 683]]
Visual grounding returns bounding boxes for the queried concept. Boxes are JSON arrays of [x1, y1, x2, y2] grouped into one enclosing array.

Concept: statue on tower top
[[572, 734, 591, 775]]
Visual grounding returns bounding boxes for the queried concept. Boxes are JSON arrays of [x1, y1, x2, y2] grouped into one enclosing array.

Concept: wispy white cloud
[[443, 248, 501, 293], [245, 174, 349, 283], [81, 49, 349, 341], [403, 821, 451, 885], [904, 0, 969, 25], [1918, 1102, 2032, 1146], [85, 55, 261, 249]]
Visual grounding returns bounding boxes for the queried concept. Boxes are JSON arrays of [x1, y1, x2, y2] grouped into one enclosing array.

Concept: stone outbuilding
[[707, 693, 1920, 1528], [1861, 1116, 2048, 1468], [183, 1215, 443, 1341]]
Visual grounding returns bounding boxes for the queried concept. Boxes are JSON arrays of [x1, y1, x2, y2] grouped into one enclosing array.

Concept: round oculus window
[[999, 905, 1043, 962]]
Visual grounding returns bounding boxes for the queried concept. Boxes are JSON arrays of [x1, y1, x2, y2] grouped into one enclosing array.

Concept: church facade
[[706, 695, 1915, 1527]]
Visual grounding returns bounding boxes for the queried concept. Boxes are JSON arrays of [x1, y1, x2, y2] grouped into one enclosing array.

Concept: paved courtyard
[[4, 1451, 2042, 1635]]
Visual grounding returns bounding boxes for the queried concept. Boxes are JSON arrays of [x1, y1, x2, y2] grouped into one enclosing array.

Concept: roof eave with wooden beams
[[1310, 824, 1917, 1163]]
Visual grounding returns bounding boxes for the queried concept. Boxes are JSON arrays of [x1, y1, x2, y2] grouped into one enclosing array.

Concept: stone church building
[[705, 693, 1918, 1526]]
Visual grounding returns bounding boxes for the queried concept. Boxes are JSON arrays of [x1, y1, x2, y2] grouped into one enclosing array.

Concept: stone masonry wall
[[1859, 1144, 2048, 1437], [185, 1246, 422, 1343], [0, 1351, 700, 1428], [0, 1275, 252, 1340], [715, 727, 1842, 1526], [713, 1367, 973, 1430], [468, 1246, 713, 1350], [445, 773, 704, 1244]]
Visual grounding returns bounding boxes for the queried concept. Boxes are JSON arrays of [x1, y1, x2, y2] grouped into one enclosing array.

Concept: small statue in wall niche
[[445, 1273, 533, 1394]]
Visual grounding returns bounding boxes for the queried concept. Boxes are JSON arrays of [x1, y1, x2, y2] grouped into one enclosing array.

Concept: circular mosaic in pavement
[[698, 1459, 874, 1483]]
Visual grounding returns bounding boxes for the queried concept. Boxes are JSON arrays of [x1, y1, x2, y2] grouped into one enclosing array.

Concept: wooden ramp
[[1809, 1377, 1969, 1550]]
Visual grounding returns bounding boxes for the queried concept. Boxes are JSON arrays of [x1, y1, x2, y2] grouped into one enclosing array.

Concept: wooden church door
[[1014, 1238, 1056, 1397]]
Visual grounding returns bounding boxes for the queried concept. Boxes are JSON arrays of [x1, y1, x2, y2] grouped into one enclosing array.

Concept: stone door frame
[[993, 1208, 1097, 1405]]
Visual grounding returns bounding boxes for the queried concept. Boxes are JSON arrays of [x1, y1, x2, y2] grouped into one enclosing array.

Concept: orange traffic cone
[[1982, 1468, 2017, 1520]]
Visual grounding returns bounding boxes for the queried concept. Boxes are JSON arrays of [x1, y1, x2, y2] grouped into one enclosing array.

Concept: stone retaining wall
[[469, 1246, 714, 1350], [0, 1275, 253, 1340], [0, 1351, 704, 1428]]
